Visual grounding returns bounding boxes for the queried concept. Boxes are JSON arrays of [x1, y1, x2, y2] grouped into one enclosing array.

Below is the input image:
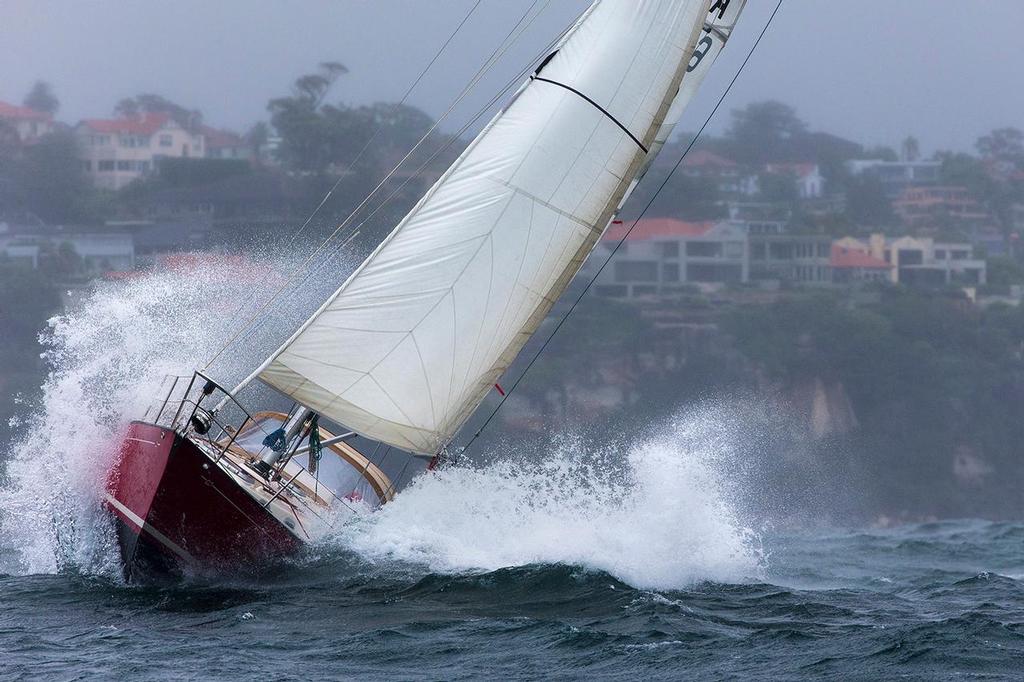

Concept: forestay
[[253, 0, 724, 454]]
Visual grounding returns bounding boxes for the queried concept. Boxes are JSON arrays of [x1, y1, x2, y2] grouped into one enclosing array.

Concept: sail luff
[[254, 0, 725, 454]]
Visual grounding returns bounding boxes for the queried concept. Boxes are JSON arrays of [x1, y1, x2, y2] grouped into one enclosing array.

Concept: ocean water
[[1, 264, 1022, 680], [1, 520, 1022, 680]]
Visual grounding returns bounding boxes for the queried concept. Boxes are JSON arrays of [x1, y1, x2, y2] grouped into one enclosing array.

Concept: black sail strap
[[529, 75, 648, 154]]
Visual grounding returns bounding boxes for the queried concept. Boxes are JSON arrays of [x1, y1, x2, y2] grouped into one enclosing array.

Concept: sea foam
[[0, 256, 306, 576], [339, 415, 764, 590]]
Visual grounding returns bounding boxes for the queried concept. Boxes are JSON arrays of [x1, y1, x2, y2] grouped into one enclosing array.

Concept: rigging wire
[[205, 0, 550, 369], [458, 0, 786, 458], [216, 0, 578, 368]]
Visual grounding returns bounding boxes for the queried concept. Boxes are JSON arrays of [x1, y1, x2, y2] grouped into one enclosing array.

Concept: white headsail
[[252, 0, 744, 454]]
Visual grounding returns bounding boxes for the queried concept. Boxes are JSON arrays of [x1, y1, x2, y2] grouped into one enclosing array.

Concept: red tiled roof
[[0, 101, 51, 121], [830, 245, 892, 270], [79, 112, 172, 135], [682, 149, 737, 169], [199, 125, 244, 148], [603, 218, 715, 242], [766, 162, 818, 178]]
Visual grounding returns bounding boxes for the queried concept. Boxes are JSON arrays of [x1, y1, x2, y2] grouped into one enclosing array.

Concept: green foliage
[[724, 100, 807, 165], [154, 157, 252, 188], [23, 81, 59, 115], [844, 173, 895, 226], [4, 130, 105, 223], [976, 127, 1024, 165], [722, 290, 1024, 516], [114, 93, 202, 130], [985, 255, 1024, 288]]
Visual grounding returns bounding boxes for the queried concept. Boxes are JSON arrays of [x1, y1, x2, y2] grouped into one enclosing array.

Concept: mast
[[237, 1, 743, 455]]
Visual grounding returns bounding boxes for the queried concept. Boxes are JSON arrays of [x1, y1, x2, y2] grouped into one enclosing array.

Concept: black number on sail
[[689, 34, 714, 72]]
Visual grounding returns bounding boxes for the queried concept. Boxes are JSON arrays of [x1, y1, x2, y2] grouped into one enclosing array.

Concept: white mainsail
[[252, 0, 742, 455]]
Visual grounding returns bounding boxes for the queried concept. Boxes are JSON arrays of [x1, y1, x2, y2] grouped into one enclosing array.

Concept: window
[[98, 160, 115, 171], [688, 263, 742, 283], [116, 160, 132, 171], [160, 134, 173, 147], [594, 285, 628, 298], [817, 242, 830, 258], [686, 241, 721, 258], [632, 285, 658, 297], [898, 249, 923, 266], [660, 242, 679, 258], [614, 260, 659, 282], [934, 249, 947, 260], [662, 263, 680, 282], [724, 241, 744, 259], [951, 250, 969, 260], [751, 242, 766, 260]]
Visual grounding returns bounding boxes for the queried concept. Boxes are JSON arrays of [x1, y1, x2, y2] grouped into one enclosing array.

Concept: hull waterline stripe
[[104, 493, 194, 563], [530, 75, 648, 153]]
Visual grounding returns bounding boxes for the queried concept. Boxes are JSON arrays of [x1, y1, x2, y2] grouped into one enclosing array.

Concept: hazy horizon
[[3, 1, 1023, 156]]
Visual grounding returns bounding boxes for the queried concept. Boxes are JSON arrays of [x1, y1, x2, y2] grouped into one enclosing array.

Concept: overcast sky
[[2, 1, 1022, 155]]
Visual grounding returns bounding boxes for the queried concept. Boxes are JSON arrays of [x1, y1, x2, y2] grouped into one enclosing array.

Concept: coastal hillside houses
[[75, 113, 205, 190], [591, 217, 987, 300], [846, 159, 942, 198], [0, 100, 55, 144], [679, 150, 756, 196]]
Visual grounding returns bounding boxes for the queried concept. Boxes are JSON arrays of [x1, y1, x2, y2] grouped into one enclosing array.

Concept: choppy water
[[1, 261, 1022, 680], [1, 521, 1022, 680]]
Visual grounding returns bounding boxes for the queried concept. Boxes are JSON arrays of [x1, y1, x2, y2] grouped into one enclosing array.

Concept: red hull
[[105, 421, 301, 580]]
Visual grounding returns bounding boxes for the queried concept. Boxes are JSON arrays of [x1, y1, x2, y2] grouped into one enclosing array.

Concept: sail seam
[[488, 177, 598, 234], [529, 75, 648, 153]]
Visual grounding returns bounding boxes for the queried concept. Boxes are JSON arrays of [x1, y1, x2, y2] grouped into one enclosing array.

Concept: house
[[592, 218, 748, 298], [679, 150, 755, 196], [837, 233, 986, 287], [200, 126, 253, 161], [764, 162, 825, 199], [892, 186, 991, 229], [845, 159, 941, 198], [75, 113, 205, 190], [0, 222, 134, 274], [0, 100, 54, 144], [829, 244, 893, 284], [748, 231, 833, 285]]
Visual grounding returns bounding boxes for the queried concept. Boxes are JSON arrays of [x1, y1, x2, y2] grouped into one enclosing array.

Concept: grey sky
[[2, 1, 1021, 155]]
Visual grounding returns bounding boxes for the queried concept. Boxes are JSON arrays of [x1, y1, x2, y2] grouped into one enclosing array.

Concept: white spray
[[339, 412, 765, 590], [0, 256, 311, 576]]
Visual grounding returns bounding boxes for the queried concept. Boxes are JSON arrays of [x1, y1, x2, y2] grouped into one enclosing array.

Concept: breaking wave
[[338, 415, 765, 590], [0, 255, 319, 576]]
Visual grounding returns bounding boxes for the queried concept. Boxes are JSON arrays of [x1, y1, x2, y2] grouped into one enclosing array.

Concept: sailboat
[[104, 0, 747, 580]]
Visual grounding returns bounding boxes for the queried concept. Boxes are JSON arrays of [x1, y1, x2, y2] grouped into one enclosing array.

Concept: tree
[[863, 145, 899, 162], [976, 127, 1024, 165], [844, 173, 894, 226], [114, 93, 202, 130], [13, 131, 103, 223], [23, 81, 59, 115], [901, 136, 920, 162], [246, 121, 270, 159], [725, 100, 807, 164]]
